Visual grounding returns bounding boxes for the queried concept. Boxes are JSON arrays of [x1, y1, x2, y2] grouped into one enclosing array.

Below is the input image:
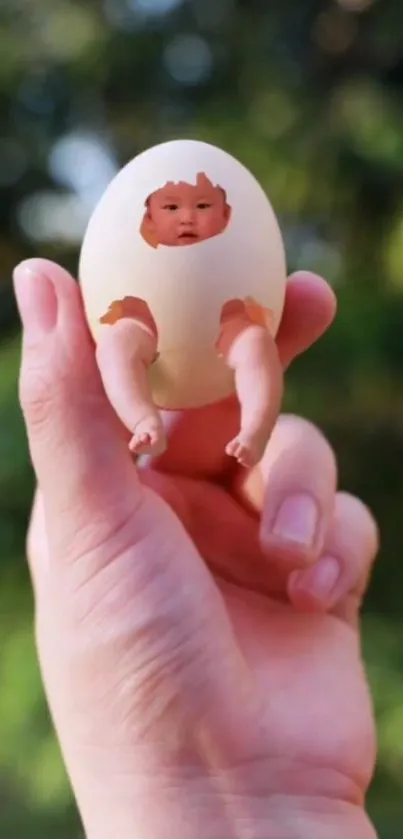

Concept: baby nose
[[179, 207, 194, 224]]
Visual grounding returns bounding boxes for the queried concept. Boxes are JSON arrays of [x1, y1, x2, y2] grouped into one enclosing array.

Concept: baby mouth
[[178, 231, 198, 240]]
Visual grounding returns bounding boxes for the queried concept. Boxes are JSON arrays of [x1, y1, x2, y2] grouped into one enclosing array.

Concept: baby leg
[[223, 323, 283, 468], [96, 317, 165, 457]]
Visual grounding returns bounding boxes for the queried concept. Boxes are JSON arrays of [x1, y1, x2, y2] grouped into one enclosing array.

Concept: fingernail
[[13, 262, 58, 338], [271, 493, 319, 546], [294, 555, 341, 600]]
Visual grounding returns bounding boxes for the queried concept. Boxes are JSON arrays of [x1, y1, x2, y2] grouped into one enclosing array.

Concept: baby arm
[[217, 299, 283, 468], [96, 297, 166, 457]]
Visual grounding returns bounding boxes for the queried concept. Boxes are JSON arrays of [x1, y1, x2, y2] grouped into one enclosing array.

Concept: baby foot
[[225, 427, 269, 468], [129, 411, 166, 457]]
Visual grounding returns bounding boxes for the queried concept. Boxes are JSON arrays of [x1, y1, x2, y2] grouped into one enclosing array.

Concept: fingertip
[[287, 271, 337, 324], [260, 414, 337, 530], [13, 262, 58, 341], [287, 270, 337, 305], [16, 257, 76, 283], [335, 492, 380, 561], [287, 554, 342, 613], [287, 492, 380, 618], [14, 258, 86, 330], [277, 271, 337, 368]]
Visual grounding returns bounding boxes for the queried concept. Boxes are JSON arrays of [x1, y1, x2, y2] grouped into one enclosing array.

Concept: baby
[[96, 174, 282, 468], [140, 172, 232, 248]]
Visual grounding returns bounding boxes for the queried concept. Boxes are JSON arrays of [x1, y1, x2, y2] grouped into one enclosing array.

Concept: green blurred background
[[0, 0, 403, 835]]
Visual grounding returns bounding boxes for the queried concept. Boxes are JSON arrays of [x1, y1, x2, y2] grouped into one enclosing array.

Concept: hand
[[15, 258, 379, 839]]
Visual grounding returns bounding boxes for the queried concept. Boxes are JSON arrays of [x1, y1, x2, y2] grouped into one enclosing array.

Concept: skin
[[98, 294, 281, 467], [140, 173, 232, 248], [14, 258, 379, 839]]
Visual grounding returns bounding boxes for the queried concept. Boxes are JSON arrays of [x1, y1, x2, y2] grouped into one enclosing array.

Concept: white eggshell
[[79, 139, 287, 409]]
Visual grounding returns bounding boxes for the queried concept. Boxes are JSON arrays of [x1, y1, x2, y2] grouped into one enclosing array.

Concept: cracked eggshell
[[79, 139, 287, 409]]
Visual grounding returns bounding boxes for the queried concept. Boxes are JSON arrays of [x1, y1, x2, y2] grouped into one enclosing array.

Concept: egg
[[79, 139, 287, 410]]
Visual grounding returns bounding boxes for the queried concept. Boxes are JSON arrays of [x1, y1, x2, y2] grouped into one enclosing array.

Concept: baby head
[[140, 172, 232, 248]]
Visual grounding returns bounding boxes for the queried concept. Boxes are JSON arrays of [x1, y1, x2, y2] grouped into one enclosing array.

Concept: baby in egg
[[79, 140, 286, 468], [140, 172, 231, 248]]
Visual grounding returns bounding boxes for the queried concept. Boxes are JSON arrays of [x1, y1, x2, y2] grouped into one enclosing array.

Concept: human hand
[[15, 258, 379, 839]]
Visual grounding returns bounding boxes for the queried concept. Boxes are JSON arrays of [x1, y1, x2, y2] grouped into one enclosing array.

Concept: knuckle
[[279, 413, 337, 469], [295, 415, 332, 449], [335, 492, 380, 557]]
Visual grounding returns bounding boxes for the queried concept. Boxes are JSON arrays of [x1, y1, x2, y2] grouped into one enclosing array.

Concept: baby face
[[141, 173, 231, 248]]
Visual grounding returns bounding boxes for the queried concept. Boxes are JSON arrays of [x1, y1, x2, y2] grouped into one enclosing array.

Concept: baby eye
[[163, 203, 179, 211], [197, 202, 212, 210]]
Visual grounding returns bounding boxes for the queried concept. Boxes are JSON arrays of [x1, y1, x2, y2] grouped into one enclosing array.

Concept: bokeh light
[[104, 0, 183, 29], [163, 34, 214, 85], [48, 132, 118, 208], [131, 0, 183, 15], [18, 192, 89, 244], [336, 0, 374, 10]]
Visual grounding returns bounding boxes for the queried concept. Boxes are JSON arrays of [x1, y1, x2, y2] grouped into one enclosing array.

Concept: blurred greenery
[[0, 0, 403, 835]]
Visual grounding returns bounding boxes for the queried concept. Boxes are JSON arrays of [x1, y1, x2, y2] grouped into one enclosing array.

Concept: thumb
[[13, 258, 141, 565]]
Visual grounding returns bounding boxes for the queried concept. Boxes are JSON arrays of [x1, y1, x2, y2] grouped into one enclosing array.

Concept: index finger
[[147, 271, 336, 479]]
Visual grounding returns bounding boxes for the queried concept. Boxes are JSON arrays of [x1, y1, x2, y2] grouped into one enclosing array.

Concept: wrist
[[84, 800, 377, 839], [261, 798, 378, 839], [71, 761, 377, 839]]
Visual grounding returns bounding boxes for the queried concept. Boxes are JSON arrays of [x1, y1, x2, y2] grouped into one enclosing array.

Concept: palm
[[226, 596, 374, 797], [146, 469, 375, 803]]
